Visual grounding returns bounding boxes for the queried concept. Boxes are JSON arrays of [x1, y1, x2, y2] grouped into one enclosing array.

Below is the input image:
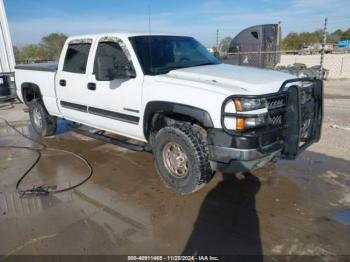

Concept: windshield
[[129, 35, 220, 75]]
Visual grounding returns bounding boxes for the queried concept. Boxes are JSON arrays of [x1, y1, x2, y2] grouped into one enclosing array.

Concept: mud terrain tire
[[153, 123, 213, 193]]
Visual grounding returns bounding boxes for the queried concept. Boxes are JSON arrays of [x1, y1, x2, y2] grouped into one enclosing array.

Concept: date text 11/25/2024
[[127, 255, 220, 261]]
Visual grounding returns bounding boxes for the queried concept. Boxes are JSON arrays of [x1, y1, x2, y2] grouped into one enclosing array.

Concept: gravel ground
[[311, 79, 350, 160]]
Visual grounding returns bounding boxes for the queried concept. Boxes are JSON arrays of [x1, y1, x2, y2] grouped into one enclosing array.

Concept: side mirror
[[124, 64, 137, 79], [113, 64, 136, 79]]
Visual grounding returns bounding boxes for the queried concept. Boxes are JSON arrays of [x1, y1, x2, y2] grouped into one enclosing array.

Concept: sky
[[4, 0, 350, 47]]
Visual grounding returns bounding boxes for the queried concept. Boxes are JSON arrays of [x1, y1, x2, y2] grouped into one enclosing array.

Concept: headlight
[[222, 96, 269, 132], [236, 114, 267, 131], [234, 97, 267, 112]]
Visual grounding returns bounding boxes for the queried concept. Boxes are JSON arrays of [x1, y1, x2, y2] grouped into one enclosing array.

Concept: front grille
[[267, 94, 287, 110], [269, 113, 284, 127], [266, 93, 287, 127]]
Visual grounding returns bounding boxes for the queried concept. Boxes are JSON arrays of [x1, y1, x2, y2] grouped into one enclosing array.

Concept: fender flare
[[143, 101, 214, 138]]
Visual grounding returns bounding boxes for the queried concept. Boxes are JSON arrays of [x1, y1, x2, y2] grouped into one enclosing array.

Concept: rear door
[[56, 38, 94, 123]]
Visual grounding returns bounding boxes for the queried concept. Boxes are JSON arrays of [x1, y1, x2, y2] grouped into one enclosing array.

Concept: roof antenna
[[148, 4, 152, 35], [147, 4, 153, 71]]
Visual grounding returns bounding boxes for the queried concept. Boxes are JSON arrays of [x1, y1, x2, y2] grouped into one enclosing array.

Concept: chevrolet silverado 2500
[[15, 33, 323, 193]]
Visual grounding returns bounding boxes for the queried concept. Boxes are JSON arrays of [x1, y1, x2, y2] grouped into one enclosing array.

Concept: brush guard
[[219, 78, 323, 160], [280, 78, 323, 159]]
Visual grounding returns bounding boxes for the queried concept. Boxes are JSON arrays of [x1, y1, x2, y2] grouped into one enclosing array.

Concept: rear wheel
[[29, 99, 57, 136], [153, 123, 213, 193]]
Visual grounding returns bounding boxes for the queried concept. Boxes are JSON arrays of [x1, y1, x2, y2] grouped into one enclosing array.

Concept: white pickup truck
[[15, 33, 323, 193]]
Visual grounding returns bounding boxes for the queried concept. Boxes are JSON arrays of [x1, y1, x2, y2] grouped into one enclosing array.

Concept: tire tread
[[153, 122, 212, 193], [29, 99, 57, 137]]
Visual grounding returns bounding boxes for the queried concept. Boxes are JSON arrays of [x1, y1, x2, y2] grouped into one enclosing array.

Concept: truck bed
[[15, 63, 58, 72], [15, 62, 60, 116]]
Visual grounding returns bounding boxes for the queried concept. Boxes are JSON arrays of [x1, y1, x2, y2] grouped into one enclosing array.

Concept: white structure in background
[[0, 0, 15, 73], [0, 0, 16, 101], [207, 47, 214, 53], [280, 54, 350, 79]]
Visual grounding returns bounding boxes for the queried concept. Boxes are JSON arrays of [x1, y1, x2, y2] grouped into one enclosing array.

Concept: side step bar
[[67, 123, 152, 153]]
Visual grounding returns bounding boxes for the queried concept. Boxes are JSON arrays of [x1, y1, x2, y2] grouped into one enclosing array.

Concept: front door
[[85, 36, 143, 140]]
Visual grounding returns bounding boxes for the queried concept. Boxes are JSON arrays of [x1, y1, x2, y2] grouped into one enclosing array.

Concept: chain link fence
[[220, 50, 350, 79]]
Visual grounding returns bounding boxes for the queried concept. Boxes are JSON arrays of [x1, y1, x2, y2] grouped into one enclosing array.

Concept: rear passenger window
[[63, 43, 91, 74]]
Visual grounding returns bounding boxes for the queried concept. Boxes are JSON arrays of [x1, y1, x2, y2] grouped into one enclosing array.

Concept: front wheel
[[153, 123, 213, 194], [29, 99, 57, 137]]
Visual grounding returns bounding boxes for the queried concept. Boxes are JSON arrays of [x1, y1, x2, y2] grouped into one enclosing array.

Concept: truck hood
[[160, 64, 294, 95]]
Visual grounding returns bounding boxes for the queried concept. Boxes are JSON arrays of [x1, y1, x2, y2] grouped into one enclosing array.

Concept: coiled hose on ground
[[0, 109, 93, 196]]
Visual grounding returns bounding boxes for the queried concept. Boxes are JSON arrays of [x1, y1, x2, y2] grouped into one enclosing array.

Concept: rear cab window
[[63, 39, 93, 74]]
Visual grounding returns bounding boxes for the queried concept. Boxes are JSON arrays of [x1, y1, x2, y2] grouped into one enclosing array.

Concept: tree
[[20, 44, 46, 61], [328, 29, 342, 43], [13, 46, 21, 62], [40, 33, 67, 61], [340, 29, 350, 40], [281, 32, 304, 50], [12, 33, 67, 63], [281, 28, 350, 50], [218, 37, 232, 53], [282, 29, 325, 50]]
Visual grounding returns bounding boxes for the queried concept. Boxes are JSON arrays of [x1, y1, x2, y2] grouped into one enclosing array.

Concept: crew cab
[[15, 33, 323, 193]]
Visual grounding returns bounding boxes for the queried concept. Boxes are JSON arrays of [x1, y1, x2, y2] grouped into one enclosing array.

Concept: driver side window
[[93, 39, 134, 81]]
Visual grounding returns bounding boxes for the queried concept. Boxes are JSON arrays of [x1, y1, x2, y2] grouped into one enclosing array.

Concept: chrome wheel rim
[[162, 142, 189, 178], [33, 107, 42, 129]]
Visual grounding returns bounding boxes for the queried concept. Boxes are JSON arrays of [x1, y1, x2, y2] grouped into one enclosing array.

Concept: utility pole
[[216, 29, 219, 49], [275, 21, 281, 66], [277, 21, 281, 47], [319, 17, 327, 79]]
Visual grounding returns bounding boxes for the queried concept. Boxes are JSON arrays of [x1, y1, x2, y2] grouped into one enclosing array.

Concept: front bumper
[[209, 148, 281, 173], [208, 78, 323, 173], [207, 128, 283, 173]]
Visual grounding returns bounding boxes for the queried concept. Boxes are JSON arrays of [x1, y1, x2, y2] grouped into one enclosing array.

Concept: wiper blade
[[193, 62, 215, 67]]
